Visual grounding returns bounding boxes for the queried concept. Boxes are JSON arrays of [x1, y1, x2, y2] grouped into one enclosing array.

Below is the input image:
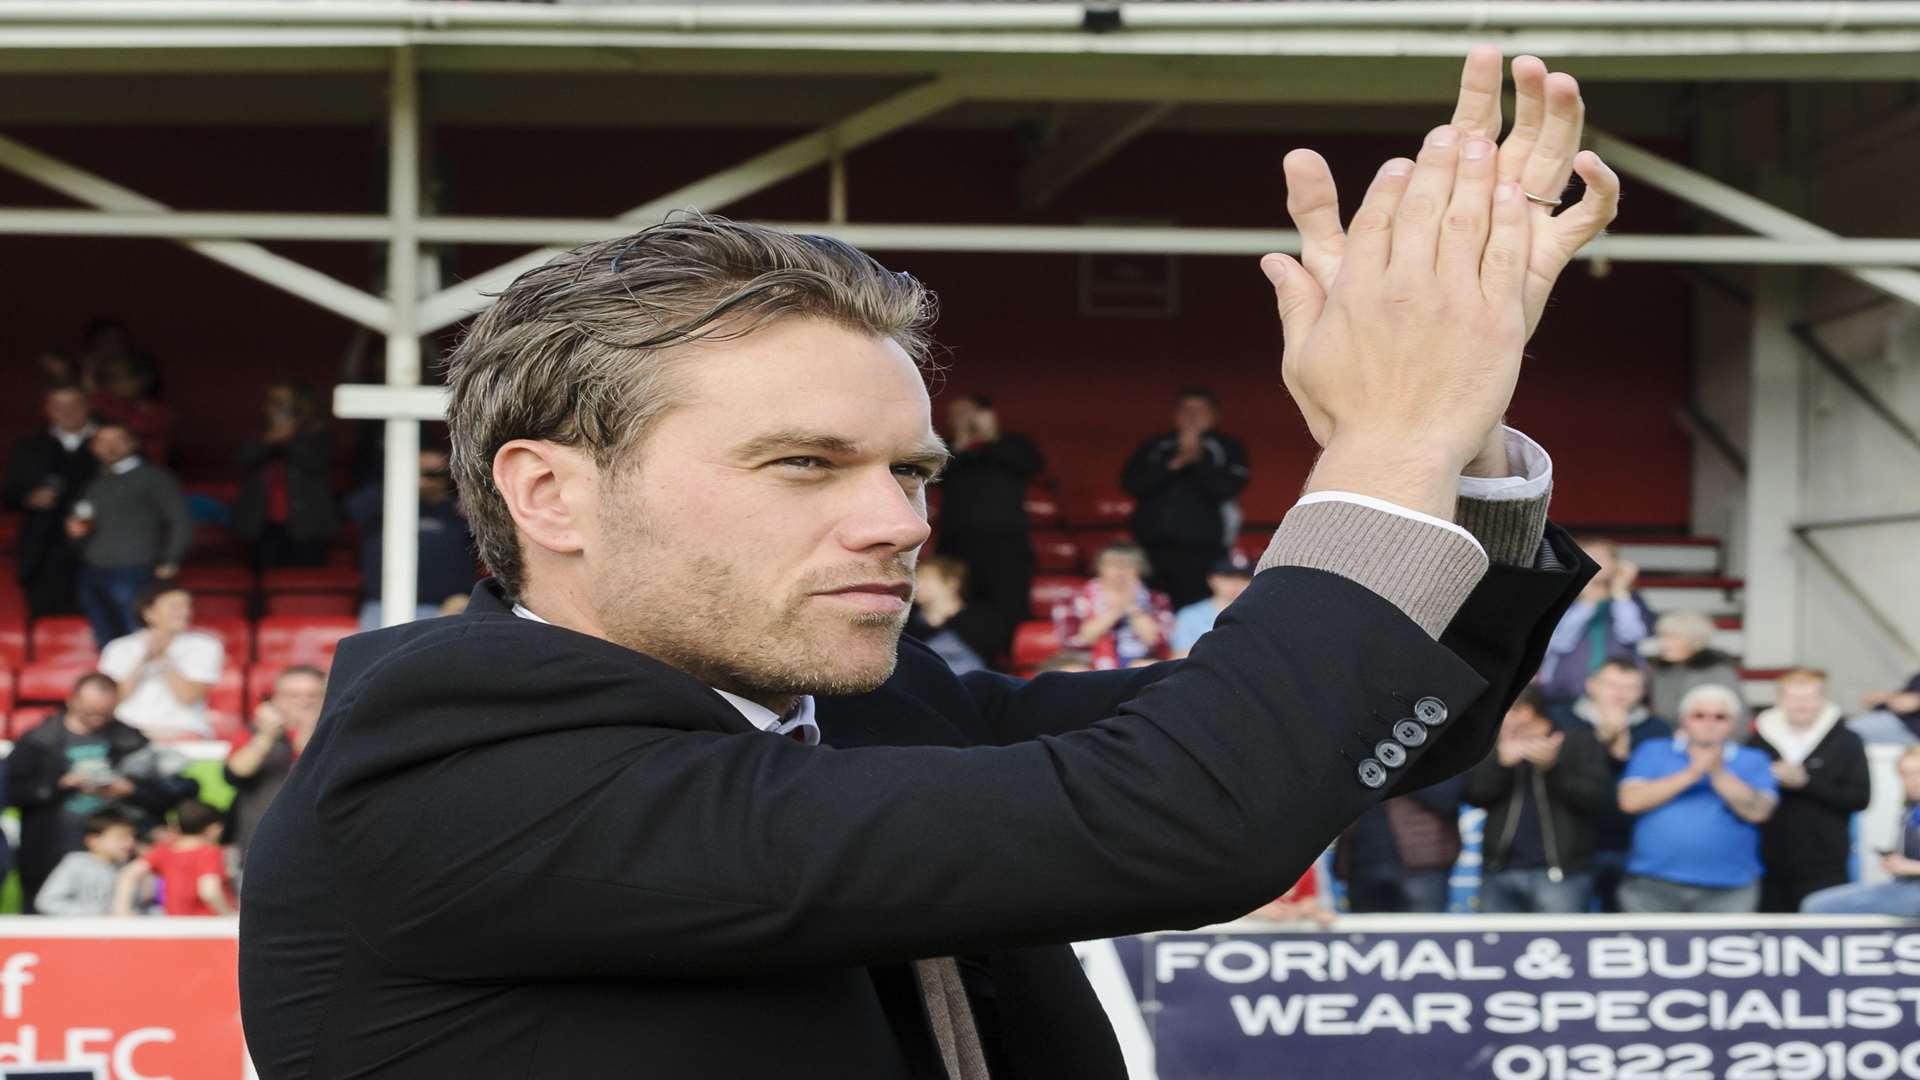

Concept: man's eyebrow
[[731, 430, 862, 460], [903, 437, 952, 474]]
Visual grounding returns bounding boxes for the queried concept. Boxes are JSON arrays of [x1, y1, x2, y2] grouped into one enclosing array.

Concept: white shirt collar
[[108, 455, 143, 476], [51, 424, 95, 453], [510, 601, 819, 746]]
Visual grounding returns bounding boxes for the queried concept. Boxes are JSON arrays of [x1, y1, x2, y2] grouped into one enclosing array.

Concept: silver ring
[[1523, 190, 1562, 209]]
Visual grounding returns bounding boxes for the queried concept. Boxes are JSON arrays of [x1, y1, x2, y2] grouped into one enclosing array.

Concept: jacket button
[[1414, 696, 1448, 726], [1392, 718, 1428, 747], [1375, 741, 1407, 768], [1357, 758, 1388, 789]]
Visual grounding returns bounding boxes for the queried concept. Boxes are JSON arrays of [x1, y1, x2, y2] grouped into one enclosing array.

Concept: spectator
[[67, 421, 192, 648], [230, 383, 341, 569], [86, 347, 175, 467], [1850, 671, 1920, 746], [112, 798, 235, 917], [96, 582, 223, 741], [5, 673, 185, 913], [1120, 388, 1249, 608], [1334, 778, 1465, 914], [347, 448, 476, 628], [904, 557, 994, 676], [1645, 610, 1741, 722], [225, 665, 325, 863], [1616, 684, 1777, 913], [2, 385, 98, 617], [1550, 659, 1672, 910], [1053, 542, 1173, 670], [936, 393, 1045, 650], [1747, 669, 1872, 913], [1466, 686, 1615, 913], [1536, 538, 1653, 704], [1169, 556, 1252, 658], [1802, 746, 1920, 916], [35, 811, 137, 917]]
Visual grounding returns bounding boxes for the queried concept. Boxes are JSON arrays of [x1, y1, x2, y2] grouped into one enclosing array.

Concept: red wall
[[3, 122, 1693, 527]]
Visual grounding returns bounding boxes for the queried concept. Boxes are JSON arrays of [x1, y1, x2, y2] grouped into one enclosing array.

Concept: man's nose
[[838, 470, 931, 554]]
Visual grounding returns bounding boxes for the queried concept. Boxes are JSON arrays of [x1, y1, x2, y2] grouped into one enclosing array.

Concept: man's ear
[[493, 440, 595, 560]]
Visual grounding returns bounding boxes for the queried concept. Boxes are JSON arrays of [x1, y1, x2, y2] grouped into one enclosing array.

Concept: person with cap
[[1169, 555, 1254, 658]]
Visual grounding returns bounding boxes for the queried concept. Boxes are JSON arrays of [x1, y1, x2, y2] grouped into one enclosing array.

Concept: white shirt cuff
[[1457, 426, 1553, 502], [1295, 491, 1486, 558]]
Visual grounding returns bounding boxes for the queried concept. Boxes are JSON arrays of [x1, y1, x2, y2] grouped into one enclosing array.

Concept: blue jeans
[[79, 564, 152, 649], [1801, 880, 1920, 916], [1480, 869, 1594, 914], [1348, 869, 1450, 914]]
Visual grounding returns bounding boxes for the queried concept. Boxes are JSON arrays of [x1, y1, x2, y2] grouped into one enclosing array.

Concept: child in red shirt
[[112, 799, 235, 916]]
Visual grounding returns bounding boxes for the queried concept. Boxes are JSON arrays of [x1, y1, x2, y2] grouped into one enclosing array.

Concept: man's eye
[[893, 464, 936, 482], [774, 457, 831, 470]]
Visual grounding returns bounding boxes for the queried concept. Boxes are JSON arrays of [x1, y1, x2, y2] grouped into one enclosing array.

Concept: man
[[1466, 686, 1614, 913], [345, 447, 475, 628], [2, 385, 98, 617], [1747, 668, 1871, 913], [1334, 778, 1466, 914], [1645, 610, 1741, 722], [66, 421, 192, 648], [96, 582, 224, 741], [905, 557, 992, 676], [1170, 556, 1252, 658], [1549, 658, 1670, 910], [1119, 388, 1250, 608], [1803, 746, 1920, 916], [5, 673, 184, 913], [242, 48, 1621, 1079], [1617, 684, 1777, 913], [1536, 537, 1654, 704], [225, 666, 325, 863], [936, 393, 1045, 652]]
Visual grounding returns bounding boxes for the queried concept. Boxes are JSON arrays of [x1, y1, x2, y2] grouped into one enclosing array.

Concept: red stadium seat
[[208, 711, 246, 741], [263, 592, 359, 617], [17, 660, 96, 705], [29, 616, 96, 661], [207, 665, 245, 716], [1029, 575, 1084, 619], [176, 564, 254, 596], [195, 615, 253, 665], [0, 667, 13, 716], [1031, 531, 1079, 573], [247, 657, 334, 708], [192, 592, 251, 620], [0, 616, 25, 669], [185, 525, 247, 566], [1011, 621, 1063, 670], [10, 706, 57, 739], [1232, 531, 1270, 567], [255, 615, 358, 665], [262, 566, 364, 593], [1024, 486, 1062, 528], [1067, 488, 1135, 527]]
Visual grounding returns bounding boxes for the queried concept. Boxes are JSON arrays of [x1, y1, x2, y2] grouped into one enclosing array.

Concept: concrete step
[[1638, 575, 1744, 617], [1611, 535, 1722, 577]]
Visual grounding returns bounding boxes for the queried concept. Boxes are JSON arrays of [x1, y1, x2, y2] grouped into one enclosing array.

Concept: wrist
[[1308, 438, 1463, 521], [1461, 427, 1511, 479]]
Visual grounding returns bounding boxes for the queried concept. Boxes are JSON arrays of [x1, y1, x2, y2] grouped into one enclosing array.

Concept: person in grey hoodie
[[36, 811, 137, 916], [66, 421, 192, 647]]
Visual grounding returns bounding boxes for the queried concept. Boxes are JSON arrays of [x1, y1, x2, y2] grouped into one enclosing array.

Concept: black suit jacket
[[1, 431, 97, 581], [239, 527, 1589, 1079]]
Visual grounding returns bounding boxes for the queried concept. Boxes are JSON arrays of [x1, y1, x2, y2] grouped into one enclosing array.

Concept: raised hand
[[1268, 125, 1531, 519]]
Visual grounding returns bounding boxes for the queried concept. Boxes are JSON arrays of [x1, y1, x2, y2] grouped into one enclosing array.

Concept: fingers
[[1481, 182, 1530, 303], [1388, 125, 1463, 274], [1519, 72, 1585, 208], [1449, 45, 1505, 140], [1259, 253, 1328, 354], [1536, 150, 1621, 277], [1340, 156, 1415, 278], [1283, 149, 1347, 289], [1436, 136, 1498, 279], [1497, 55, 1549, 184]]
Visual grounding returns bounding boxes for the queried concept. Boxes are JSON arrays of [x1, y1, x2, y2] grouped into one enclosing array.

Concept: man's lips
[[816, 582, 914, 601]]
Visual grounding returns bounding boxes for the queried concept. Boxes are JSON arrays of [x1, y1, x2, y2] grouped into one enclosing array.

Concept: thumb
[[1260, 253, 1325, 348]]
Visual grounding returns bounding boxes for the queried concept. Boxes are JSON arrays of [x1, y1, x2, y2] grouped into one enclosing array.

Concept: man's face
[[142, 590, 192, 634], [67, 685, 117, 733], [1501, 703, 1546, 739], [945, 398, 979, 438], [1899, 757, 1920, 802], [1208, 573, 1249, 605], [89, 825, 136, 864], [1097, 552, 1142, 594], [1173, 396, 1215, 435], [588, 318, 941, 702], [1583, 542, 1617, 591], [272, 672, 327, 729], [90, 427, 134, 465], [419, 451, 453, 503], [45, 390, 88, 433], [1656, 629, 1699, 664], [1680, 698, 1738, 748], [1777, 680, 1828, 727], [1586, 665, 1645, 711]]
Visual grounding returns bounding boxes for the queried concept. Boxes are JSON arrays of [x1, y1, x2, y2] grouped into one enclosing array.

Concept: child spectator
[[1802, 746, 1920, 916], [112, 799, 234, 917], [36, 812, 137, 916], [1054, 542, 1173, 670], [1169, 556, 1252, 658]]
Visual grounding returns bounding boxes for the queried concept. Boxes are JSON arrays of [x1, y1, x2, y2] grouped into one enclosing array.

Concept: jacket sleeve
[[1542, 731, 1619, 815], [1189, 436, 1251, 500], [1, 438, 42, 509], [6, 736, 64, 809], [1462, 753, 1515, 808], [319, 568, 1494, 983], [1119, 439, 1175, 499], [1797, 731, 1874, 814], [155, 471, 194, 566]]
